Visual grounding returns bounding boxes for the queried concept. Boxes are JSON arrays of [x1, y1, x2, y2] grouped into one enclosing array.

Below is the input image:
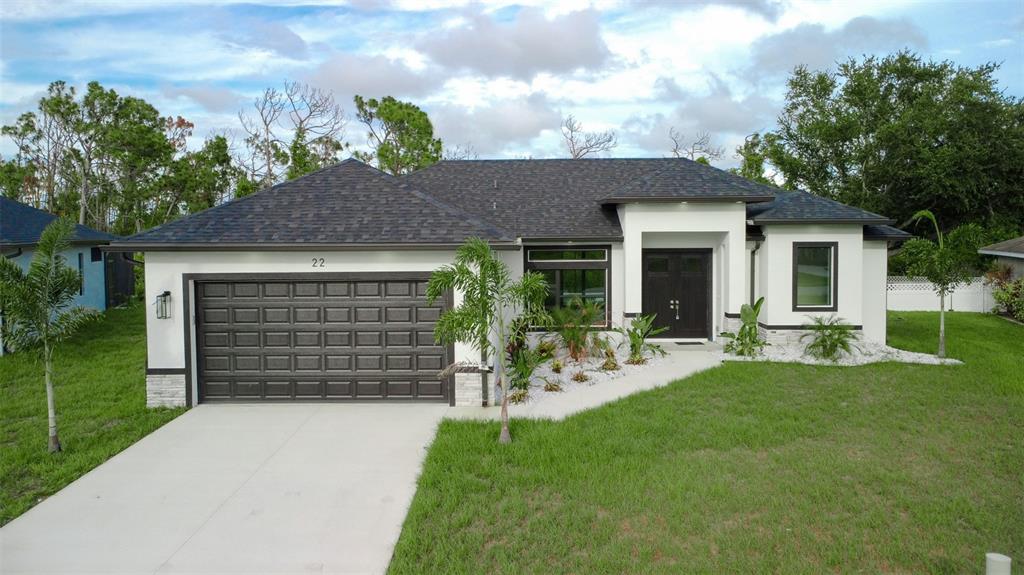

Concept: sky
[[0, 0, 1021, 167]]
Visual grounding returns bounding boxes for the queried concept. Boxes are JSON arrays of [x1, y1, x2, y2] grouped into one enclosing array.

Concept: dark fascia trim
[[4, 239, 113, 249], [600, 195, 774, 205], [759, 322, 862, 331], [146, 367, 187, 375], [864, 234, 911, 241], [520, 236, 623, 244], [103, 241, 519, 252], [754, 218, 894, 225], [792, 241, 839, 313]]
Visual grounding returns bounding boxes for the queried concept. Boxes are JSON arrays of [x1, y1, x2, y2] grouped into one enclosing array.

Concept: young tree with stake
[[0, 219, 97, 452]]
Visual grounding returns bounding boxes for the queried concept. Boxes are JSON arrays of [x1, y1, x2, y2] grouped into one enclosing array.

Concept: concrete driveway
[[1, 403, 449, 575]]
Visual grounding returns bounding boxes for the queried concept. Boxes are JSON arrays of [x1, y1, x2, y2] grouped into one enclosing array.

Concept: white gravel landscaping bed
[[718, 342, 962, 366], [511, 349, 669, 405]]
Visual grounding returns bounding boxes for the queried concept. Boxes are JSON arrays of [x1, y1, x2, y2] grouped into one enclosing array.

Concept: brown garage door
[[195, 276, 451, 402]]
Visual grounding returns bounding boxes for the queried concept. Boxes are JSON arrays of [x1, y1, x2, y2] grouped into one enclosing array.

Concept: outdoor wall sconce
[[154, 291, 171, 319]]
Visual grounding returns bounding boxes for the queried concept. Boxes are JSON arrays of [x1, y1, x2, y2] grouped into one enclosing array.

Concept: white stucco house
[[105, 158, 910, 408]]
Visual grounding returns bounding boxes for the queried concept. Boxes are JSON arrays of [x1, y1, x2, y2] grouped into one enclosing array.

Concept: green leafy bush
[[615, 314, 668, 364], [800, 315, 860, 361], [992, 278, 1024, 321], [719, 297, 766, 357]]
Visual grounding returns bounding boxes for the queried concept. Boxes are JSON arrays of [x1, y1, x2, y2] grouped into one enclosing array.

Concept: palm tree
[[426, 238, 549, 443], [0, 219, 97, 452], [901, 210, 973, 358]]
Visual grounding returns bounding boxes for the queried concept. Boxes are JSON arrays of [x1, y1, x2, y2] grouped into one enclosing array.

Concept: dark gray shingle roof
[[0, 197, 119, 247], [979, 235, 1024, 259], [404, 158, 774, 239], [863, 225, 912, 241], [746, 190, 892, 224], [114, 159, 511, 248]]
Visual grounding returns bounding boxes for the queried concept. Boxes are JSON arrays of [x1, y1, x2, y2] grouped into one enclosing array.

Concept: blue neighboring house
[[1, 196, 134, 314]]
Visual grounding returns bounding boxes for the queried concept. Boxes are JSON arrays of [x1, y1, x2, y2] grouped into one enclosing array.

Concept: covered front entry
[[642, 249, 712, 338], [194, 274, 452, 402]]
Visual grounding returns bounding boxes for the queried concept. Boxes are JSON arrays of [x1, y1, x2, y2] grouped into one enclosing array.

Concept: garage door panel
[[325, 332, 351, 347], [294, 332, 322, 347], [197, 277, 450, 402]]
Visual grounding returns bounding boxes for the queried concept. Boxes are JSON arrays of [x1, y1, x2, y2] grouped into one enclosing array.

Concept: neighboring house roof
[[978, 236, 1024, 260], [746, 190, 892, 225], [0, 197, 119, 248], [863, 225, 912, 241], [109, 159, 513, 250], [108, 157, 901, 249]]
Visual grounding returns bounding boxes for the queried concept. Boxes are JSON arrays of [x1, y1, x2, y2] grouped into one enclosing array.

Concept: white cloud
[[417, 8, 611, 79], [430, 92, 562, 156]]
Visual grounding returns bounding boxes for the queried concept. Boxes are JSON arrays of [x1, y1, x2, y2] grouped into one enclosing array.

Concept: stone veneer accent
[[758, 326, 863, 347], [146, 373, 187, 408], [453, 372, 484, 407]]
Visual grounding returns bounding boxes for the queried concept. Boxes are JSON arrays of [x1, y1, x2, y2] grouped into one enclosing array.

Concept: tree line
[[3, 50, 1021, 241]]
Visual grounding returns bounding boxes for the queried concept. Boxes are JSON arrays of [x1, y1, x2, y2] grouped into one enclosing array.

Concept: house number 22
[[311, 257, 325, 268]]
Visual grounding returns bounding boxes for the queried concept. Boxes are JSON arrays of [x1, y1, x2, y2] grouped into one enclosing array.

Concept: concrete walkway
[[0, 404, 448, 575], [451, 346, 721, 421]]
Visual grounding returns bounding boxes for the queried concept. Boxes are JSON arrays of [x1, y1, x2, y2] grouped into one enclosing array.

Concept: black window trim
[[524, 244, 612, 328], [791, 241, 838, 312]]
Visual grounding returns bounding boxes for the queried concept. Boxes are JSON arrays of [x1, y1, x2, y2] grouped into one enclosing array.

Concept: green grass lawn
[[391, 312, 1024, 574], [0, 305, 183, 525]]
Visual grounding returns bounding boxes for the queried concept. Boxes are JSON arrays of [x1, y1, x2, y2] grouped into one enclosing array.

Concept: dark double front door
[[642, 250, 712, 339]]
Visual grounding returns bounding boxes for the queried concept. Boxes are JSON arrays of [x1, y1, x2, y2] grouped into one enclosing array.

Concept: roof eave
[[754, 218, 895, 225], [103, 241, 519, 252], [978, 249, 1024, 260], [599, 195, 775, 205]]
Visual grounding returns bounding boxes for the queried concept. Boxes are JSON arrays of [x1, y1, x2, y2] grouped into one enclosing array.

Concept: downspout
[[1, 248, 23, 259], [121, 252, 144, 266], [750, 240, 762, 305]]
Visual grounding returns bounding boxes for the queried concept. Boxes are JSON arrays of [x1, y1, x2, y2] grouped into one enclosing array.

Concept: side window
[[524, 247, 610, 326], [91, 247, 102, 262], [792, 242, 837, 311]]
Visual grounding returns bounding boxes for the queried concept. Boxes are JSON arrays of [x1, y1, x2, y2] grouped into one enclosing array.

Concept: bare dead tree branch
[[442, 143, 479, 161], [238, 87, 286, 190], [561, 114, 617, 159], [668, 127, 724, 163]]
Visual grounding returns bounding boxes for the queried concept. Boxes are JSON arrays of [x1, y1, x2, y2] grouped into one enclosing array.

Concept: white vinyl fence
[[887, 276, 996, 312]]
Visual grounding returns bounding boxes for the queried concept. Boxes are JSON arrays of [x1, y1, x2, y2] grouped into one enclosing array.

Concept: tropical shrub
[[800, 315, 860, 361], [615, 314, 668, 364], [550, 298, 604, 362], [993, 278, 1024, 321], [719, 297, 766, 357], [509, 347, 542, 391], [551, 359, 564, 374], [508, 389, 530, 404], [571, 371, 590, 383], [600, 348, 619, 371], [543, 379, 563, 393], [535, 340, 557, 361]]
